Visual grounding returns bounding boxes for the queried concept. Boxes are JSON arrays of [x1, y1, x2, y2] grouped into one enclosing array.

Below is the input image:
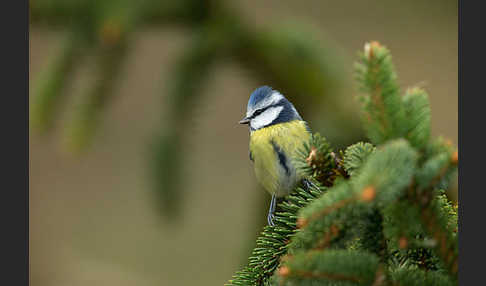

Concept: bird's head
[[239, 86, 302, 131]]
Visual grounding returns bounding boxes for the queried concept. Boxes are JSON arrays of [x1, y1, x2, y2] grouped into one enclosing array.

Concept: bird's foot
[[267, 193, 277, 226], [267, 212, 275, 226]]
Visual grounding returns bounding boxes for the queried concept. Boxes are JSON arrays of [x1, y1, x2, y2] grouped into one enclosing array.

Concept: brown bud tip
[[278, 266, 290, 277], [280, 254, 293, 263], [100, 20, 122, 46], [361, 186, 376, 202], [330, 225, 339, 236], [364, 41, 381, 59], [452, 261, 458, 274], [451, 151, 458, 164], [398, 237, 408, 249], [306, 147, 318, 165], [296, 217, 308, 228]]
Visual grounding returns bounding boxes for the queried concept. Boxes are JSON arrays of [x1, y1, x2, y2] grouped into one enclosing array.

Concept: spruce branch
[[291, 139, 417, 253], [357, 209, 387, 261], [355, 42, 406, 144], [387, 267, 455, 286], [381, 200, 443, 271], [402, 87, 431, 150], [407, 185, 458, 278], [226, 185, 327, 286], [294, 133, 340, 186], [276, 250, 380, 286], [227, 41, 458, 286], [342, 142, 375, 177]]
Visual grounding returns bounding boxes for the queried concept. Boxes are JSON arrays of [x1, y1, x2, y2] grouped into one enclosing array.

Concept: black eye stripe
[[253, 109, 264, 116], [251, 107, 267, 118], [251, 100, 286, 118]]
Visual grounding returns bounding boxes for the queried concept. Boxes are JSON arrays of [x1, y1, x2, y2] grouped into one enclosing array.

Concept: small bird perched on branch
[[239, 86, 312, 226]]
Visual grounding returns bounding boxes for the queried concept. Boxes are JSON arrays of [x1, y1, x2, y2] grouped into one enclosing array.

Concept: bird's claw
[[267, 212, 275, 226], [267, 194, 277, 226]]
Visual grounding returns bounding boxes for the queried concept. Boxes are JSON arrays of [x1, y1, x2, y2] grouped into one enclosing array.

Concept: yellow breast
[[249, 120, 311, 196]]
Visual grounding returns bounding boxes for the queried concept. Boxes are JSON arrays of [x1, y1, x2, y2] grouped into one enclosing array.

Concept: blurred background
[[29, 0, 457, 285]]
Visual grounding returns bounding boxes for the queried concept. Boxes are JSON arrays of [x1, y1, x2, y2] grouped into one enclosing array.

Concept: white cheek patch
[[250, 106, 284, 130], [247, 91, 284, 117]]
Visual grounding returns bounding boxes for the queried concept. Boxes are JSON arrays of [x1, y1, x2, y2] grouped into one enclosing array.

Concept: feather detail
[[249, 120, 311, 197]]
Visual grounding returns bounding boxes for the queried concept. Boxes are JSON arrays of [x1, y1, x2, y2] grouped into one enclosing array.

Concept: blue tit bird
[[239, 86, 312, 226]]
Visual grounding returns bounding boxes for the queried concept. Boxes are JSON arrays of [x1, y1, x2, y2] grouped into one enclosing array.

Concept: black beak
[[239, 117, 250, 124]]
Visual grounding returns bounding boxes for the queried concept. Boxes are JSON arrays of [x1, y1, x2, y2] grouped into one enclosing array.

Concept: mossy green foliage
[[228, 42, 457, 286]]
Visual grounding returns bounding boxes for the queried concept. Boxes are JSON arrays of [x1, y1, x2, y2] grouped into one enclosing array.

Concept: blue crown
[[248, 86, 274, 109]]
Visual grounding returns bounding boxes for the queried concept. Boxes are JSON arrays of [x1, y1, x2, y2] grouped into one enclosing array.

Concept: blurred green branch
[[30, 0, 361, 218], [30, 32, 83, 133]]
